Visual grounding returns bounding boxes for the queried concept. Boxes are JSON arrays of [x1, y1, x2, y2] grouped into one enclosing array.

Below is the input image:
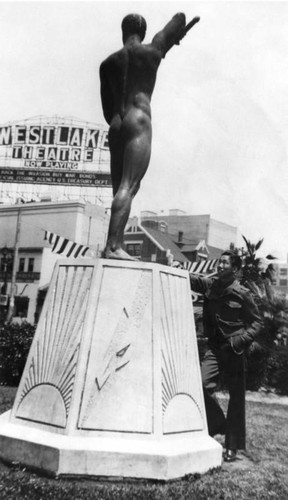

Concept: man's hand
[[230, 335, 245, 354]]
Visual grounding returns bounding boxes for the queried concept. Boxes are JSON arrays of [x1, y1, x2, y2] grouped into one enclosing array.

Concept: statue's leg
[[104, 120, 132, 260], [108, 116, 124, 197], [104, 109, 152, 260]]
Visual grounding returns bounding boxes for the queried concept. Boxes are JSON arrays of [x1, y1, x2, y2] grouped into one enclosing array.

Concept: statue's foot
[[103, 247, 140, 261]]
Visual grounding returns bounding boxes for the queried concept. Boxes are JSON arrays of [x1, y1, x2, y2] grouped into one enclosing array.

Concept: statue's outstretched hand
[[177, 16, 200, 44]]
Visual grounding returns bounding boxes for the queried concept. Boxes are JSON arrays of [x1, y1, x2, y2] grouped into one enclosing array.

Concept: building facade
[[140, 210, 237, 249], [0, 200, 109, 323], [133, 210, 237, 262], [273, 262, 288, 297]]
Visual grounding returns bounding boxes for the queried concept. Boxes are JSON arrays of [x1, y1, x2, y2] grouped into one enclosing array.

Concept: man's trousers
[[201, 343, 246, 450]]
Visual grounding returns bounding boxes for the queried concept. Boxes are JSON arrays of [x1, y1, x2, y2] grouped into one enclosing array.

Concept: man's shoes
[[223, 449, 237, 462]]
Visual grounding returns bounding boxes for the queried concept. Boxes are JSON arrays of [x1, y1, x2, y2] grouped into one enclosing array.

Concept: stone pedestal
[[0, 259, 222, 479]]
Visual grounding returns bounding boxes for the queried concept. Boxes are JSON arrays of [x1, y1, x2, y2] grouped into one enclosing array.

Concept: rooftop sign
[[0, 116, 111, 187]]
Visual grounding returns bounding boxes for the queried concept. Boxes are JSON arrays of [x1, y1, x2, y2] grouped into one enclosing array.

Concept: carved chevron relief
[[15, 265, 93, 428], [160, 272, 204, 434], [78, 268, 153, 433]]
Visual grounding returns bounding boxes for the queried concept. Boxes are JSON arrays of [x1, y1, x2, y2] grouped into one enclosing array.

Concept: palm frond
[[266, 254, 277, 260], [242, 235, 255, 257], [255, 238, 264, 251]]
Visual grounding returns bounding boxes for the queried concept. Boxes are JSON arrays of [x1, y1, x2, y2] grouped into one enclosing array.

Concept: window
[[14, 296, 29, 317], [280, 268, 288, 276], [279, 279, 288, 287], [19, 258, 25, 272], [159, 221, 167, 233], [0, 257, 13, 272], [28, 258, 34, 272], [126, 243, 141, 257]]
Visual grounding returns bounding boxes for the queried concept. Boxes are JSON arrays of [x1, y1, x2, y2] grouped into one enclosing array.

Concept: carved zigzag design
[[79, 269, 152, 428]]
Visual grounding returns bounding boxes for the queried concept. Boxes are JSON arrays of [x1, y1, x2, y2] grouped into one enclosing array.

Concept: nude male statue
[[100, 12, 200, 260]]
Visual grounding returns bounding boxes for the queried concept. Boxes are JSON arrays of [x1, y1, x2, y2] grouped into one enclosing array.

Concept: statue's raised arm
[[152, 13, 200, 58]]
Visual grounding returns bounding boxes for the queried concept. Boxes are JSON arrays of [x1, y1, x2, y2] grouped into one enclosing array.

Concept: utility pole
[[6, 207, 21, 323]]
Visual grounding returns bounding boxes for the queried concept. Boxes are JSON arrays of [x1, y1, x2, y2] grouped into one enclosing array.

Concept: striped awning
[[44, 230, 90, 258], [182, 259, 218, 274]]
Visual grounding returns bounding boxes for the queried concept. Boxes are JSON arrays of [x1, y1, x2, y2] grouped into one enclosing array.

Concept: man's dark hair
[[221, 250, 242, 270], [121, 14, 147, 42]]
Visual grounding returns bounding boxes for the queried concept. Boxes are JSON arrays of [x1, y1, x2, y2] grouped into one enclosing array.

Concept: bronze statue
[[100, 13, 200, 259]]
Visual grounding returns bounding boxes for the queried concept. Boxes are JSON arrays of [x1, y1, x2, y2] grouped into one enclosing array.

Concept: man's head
[[217, 250, 242, 281], [121, 14, 147, 43]]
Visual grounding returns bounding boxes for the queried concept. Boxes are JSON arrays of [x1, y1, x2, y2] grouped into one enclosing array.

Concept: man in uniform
[[190, 250, 262, 462], [100, 12, 200, 259]]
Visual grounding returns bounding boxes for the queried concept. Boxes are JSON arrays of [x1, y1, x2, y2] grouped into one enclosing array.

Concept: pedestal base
[[0, 259, 222, 479], [0, 411, 221, 480]]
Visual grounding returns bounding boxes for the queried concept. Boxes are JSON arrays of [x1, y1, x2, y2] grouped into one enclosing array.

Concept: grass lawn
[[0, 386, 288, 499]]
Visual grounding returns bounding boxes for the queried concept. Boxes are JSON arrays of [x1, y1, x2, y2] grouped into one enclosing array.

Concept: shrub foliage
[[0, 316, 35, 386]]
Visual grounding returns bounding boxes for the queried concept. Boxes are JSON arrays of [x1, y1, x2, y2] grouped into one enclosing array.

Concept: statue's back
[[101, 42, 162, 115]]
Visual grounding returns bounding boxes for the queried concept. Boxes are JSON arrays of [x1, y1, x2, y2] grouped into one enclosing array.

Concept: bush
[[265, 345, 288, 395], [0, 318, 35, 386], [196, 335, 288, 396], [246, 344, 271, 391], [197, 336, 208, 363], [246, 344, 288, 396]]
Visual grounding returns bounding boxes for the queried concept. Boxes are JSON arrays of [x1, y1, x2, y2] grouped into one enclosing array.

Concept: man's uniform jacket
[[190, 275, 262, 354]]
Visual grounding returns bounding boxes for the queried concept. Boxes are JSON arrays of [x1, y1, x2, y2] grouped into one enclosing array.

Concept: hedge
[[0, 318, 35, 386]]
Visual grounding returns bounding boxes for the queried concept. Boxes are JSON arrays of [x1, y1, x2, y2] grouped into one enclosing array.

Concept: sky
[[0, 0, 287, 259]]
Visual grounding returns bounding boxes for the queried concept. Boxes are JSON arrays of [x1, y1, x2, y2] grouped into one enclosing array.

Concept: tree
[[238, 236, 288, 391], [238, 236, 287, 347], [240, 236, 276, 285]]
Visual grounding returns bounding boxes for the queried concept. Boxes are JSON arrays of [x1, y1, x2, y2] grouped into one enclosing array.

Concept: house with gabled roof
[[124, 214, 226, 266], [124, 217, 189, 266], [139, 210, 236, 258]]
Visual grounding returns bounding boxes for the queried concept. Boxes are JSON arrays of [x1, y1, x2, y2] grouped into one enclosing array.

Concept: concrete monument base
[[0, 259, 222, 480]]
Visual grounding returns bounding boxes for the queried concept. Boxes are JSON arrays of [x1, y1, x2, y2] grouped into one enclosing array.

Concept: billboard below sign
[[0, 167, 111, 187], [0, 116, 112, 188]]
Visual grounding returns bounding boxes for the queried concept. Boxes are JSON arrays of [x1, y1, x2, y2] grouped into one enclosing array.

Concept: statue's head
[[121, 14, 147, 43]]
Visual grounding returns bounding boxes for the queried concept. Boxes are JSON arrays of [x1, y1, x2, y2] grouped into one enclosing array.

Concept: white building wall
[[26, 284, 38, 324], [0, 200, 109, 323], [273, 263, 288, 296], [208, 219, 237, 249], [39, 248, 60, 288]]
